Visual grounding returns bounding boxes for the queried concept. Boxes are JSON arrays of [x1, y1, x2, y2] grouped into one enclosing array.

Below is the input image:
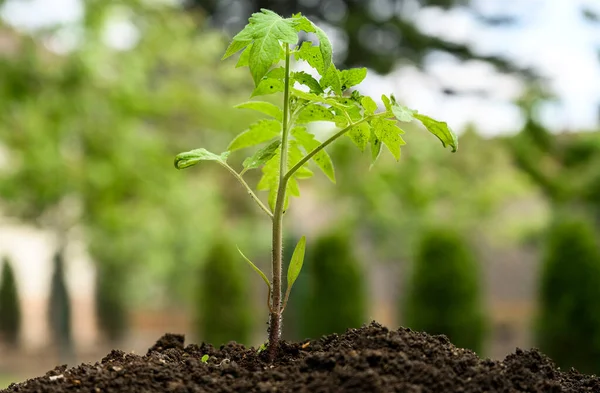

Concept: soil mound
[[4, 322, 599, 392]]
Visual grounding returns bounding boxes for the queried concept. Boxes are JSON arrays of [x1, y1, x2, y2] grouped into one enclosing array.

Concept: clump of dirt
[[4, 322, 599, 392]]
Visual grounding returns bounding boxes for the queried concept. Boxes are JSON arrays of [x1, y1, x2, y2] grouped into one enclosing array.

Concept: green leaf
[[334, 98, 362, 121], [370, 118, 406, 160], [234, 9, 299, 85], [296, 104, 335, 123], [370, 133, 382, 167], [320, 64, 342, 95], [381, 94, 392, 111], [251, 78, 285, 97], [174, 148, 229, 169], [347, 122, 370, 151], [292, 127, 335, 183], [361, 96, 377, 115], [228, 119, 281, 151], [291, 89, 352, 110], [391, 103, 417, 122], [243, 139, 281, 169], [223, 39, 251, 60], [334, 115, 349, 128], [339, 68, 367, 90], [295, 42, 323, 73], [201, 354, 209, 363], [236, 44, 252, 68], [292, 71, 323, 94], [314, 25, 332, 74], [414, 114, 458, 152], [266, 67, 285, 80], [287, 236, 306, 294], [237, 246, 271, 292], [235, 101, 283, 120], [291, 14, 315, 33]]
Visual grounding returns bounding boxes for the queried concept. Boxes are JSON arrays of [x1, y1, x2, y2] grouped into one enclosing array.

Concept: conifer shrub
[[48, 250, 74, 361], [403, 227, 485, 353], [0, 257, 21, 346], [299, 230, 367, 338], [197, 240, 253, 346], [536, 215, 600, 374]]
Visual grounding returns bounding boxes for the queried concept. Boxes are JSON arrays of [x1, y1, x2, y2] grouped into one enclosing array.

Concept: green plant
[[0, 257, 21, 347], [299, 230, 366, 338], [536, 215, 600, 374], [403, 228, 485, 354], [174, 9, 457, 357], [201, 354, 209, 363], [197, 240, 253, 346]]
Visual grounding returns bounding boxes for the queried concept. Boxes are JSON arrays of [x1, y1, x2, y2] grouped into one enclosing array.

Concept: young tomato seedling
[[174, 9, 457, 360]]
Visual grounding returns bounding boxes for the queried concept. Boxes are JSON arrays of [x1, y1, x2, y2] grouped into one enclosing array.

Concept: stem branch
[[218, 162, 273, 219]]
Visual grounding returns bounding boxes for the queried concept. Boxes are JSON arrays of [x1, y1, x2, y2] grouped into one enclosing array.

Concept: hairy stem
[[218, 162, 273, 219], [268, 43, 291, 360]]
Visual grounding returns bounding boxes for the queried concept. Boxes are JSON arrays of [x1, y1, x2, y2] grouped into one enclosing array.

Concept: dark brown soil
[[4, 322, 599, 393]]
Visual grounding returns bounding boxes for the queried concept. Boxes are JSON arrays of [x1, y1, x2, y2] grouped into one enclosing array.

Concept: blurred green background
[[0, 0, 599, 387]]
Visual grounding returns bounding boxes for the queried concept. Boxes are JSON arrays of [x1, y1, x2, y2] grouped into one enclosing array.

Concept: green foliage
[[95, 262, 128, 343], [197, 240, 253, 346], [403, 228, 486, 354], [299, 230, 366, 338], [536, 215, 600, 374], [0, 258, 21, 346], [175, 8, 457, 347]]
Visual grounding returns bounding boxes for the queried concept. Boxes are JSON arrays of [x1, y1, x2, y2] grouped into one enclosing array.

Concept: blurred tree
[[299, 229, 366, 339], [536, 215, 600, 374], [507, 86, 600, 226], [403, 227, 486, 354], [187, 0, 534, 82], [48, 250, 74, 363], [197, 239, 253, 346], [0, 257, 21, 347]]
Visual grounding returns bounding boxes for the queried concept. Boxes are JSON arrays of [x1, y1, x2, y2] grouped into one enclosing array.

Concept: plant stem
[[218, 162, 273, 219], [268, 43, 291, 360]]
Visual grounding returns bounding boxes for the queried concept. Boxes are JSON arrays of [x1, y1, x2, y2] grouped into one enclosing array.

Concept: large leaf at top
[[292, 126, 335, 183], [414, 114, 458, 152], [228, 119, 281, 151], [232, 9, 299, 85]]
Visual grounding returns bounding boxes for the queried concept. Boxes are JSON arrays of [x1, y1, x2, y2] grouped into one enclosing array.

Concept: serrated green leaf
[[414, 114, 458, 152], [361, 96, 377, 115], [233, 9, 299, 85], [243, 139, 282, 169], [371, 117, 406, 160], [381, 94, 392, 111], [267, 67, 285, 80], [320, 64, 342, 95], [347, 122, 370, 151], [251, 78, 285, 97], [391, 103, 417, 122], [314, 25, 332, 74], [292, 71, 323, 94], [295, 42, 323, 73], [334, 98, 362, 121], [287, 236, 306, 294], [292, 126, 335, 183], [296, 104, 335, 123], [237, 246, 271, 292], [339, 68, 367, 90], [235, 101, 283, 120], [291, 14, 315, 33], [228, 119, 281, 151], [174, 148, 229, 169], [291, 89, 351, 111], [236, 44, 252, 68], [223, 39, 251, 60], [334, 115, 349, 128]]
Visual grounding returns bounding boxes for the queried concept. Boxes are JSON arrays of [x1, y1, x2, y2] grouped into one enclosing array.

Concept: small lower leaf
[[243, 139, 282, 169], [237, 246, 271, 292], [174, 148, 229, 169], [228, 119, 281, 151], [296, 104, 335, 123], [347, 122, 370, 152], [286, 236, 306, 295], [252, 78, 285, 97], [361, 96, 377, 115]]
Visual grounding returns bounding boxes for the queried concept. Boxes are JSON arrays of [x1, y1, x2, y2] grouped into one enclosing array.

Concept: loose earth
[[4, 322, 599, 392]]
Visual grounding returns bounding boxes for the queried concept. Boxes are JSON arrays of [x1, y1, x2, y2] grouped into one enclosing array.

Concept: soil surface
[[4, 322, 599, 393]]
